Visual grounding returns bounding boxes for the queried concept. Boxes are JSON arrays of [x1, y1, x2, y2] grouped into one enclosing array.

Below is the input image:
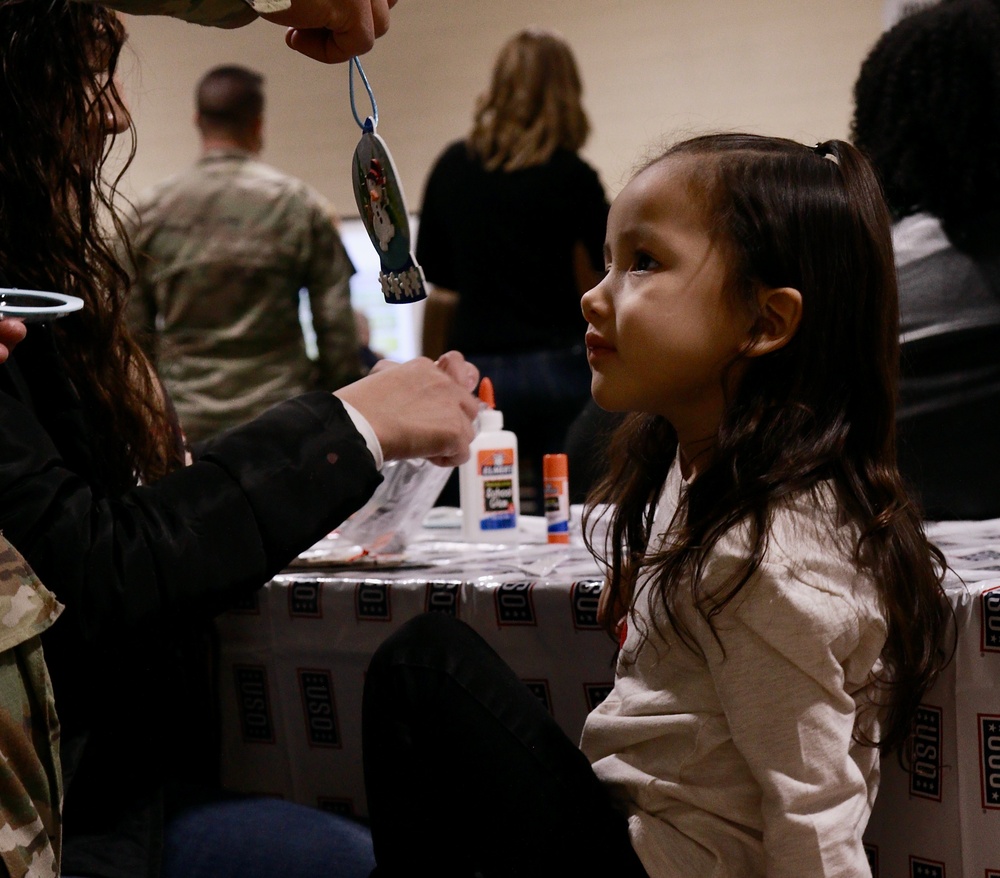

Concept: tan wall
[[115, 0, 883, 216]]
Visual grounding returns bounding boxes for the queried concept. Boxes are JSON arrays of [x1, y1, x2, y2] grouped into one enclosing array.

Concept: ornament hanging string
[[347, 56, 427, 303], [349, 56, 378, 132]]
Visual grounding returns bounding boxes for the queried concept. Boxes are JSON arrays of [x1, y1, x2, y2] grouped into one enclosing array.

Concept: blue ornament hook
[[349, 56, 378, 131]]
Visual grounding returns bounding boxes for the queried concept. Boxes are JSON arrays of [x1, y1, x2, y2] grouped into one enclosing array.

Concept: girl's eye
[[633, 252, 659, 272]]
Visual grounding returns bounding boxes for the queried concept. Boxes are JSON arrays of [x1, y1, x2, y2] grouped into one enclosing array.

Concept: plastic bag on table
[[334, 458, 454, 555]]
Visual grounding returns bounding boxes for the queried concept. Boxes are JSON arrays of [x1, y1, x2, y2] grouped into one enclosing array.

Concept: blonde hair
[[468, 28, 590, 172]]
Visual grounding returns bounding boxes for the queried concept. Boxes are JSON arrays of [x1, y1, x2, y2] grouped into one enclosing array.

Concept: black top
[[0, 325, 382, 877], [416, 141, 609, 355], [894, 216, 1000, 519]]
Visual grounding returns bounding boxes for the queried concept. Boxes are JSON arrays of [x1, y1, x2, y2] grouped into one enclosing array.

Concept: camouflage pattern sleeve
[[0, 537, 63, 878], [73, 0, 259, 29], [305, 201, 363, 391]]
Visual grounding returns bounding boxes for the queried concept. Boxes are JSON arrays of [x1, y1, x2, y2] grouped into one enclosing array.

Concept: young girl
[[361, 133, 950, 877]]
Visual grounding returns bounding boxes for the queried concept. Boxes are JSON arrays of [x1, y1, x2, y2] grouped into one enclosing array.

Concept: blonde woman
[[418, 28, 608, 510]]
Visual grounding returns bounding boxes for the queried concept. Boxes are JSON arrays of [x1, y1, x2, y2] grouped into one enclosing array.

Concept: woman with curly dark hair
[[0, 2, 477, 876], [852, 0, 1000, 519]]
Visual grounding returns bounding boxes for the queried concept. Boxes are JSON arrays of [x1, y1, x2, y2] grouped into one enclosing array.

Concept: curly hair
[[467, 28, 590, 173], [851, 0, 1000, 252], [585, 134, 950, 754], [0, 0, 182, 491]]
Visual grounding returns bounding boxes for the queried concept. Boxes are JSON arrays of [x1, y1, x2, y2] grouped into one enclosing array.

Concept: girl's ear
[[745, 286, 802, 358]]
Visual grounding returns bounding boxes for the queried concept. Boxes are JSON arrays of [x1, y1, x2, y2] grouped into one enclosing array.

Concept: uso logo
[[983, 584, 1000, 652], [355, 581, 391, 621], [317, 797, 355, 817], [288, 580, 322, 618], [495, 582, 535, 626], [863, 843, 878, 878], [233, 665, 274, 744], [298, 669, 341, 748], [585, 683, 614, 711], [980, 713, 1000, 810], [228, 591, 260, 615], [425, 582, 459, 616], [909, 705, 942, 801], [522, 679, 552, 714], [909, 856, 944, 878], [571, 580, 603, 629]]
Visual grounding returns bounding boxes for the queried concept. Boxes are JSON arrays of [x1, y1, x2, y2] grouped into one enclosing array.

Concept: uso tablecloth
[[862, 518, 1000, 878], [216, 516, 617, 818], [216, 514, 1000, 877]]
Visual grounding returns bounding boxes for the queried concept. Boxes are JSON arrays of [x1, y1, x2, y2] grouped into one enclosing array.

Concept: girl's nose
[[580, 278, 605, 322]]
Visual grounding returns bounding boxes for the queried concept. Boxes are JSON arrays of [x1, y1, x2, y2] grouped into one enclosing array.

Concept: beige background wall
[[115, 0, 886, 216]]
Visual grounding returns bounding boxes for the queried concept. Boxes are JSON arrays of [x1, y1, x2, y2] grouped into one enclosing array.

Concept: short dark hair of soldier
[[851, 0, 1000, 256], [196, 65, 265, 137]]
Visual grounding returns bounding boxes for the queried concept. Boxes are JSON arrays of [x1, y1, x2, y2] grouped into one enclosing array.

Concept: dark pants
[[64, 797, 375, 878], [161, 797, 375, 878], [362, 613, 649, 878]]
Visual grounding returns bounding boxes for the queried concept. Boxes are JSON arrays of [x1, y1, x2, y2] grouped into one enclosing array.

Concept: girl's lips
[[585, 331, 615, 357]]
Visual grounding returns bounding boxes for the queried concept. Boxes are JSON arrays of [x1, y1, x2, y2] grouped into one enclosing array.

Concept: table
[[215, 514, 1000, 876], [216, 514, 617, 818], [861, 518, 1000, 878]]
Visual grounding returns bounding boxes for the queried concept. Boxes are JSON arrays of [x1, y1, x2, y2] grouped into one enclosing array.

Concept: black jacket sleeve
[[0, 377, 381, 652]]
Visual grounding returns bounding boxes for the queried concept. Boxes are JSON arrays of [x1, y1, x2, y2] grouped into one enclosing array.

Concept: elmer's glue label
[[459, 378, 519, 542]]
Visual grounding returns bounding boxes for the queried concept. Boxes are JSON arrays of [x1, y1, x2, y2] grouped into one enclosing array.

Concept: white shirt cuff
[[340, 400, 384, 471]]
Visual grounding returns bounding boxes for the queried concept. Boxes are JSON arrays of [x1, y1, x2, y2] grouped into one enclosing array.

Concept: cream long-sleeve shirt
[[580, 459, 887, 878]]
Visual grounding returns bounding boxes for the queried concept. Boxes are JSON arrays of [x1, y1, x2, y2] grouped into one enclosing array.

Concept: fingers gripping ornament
[[349, 58, 427, 304]]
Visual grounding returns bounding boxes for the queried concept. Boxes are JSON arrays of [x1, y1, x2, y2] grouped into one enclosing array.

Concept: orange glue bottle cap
[[476, 377, 503, 430], [478, 376, 496, 408]]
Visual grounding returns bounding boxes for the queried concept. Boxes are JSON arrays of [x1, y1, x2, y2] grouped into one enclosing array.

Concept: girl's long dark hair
[[0, 0, 181, 490], [586, 134, 950, 754]]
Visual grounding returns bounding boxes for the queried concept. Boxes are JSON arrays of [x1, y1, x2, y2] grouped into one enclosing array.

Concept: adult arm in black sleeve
[[0, 382, 381, 655]]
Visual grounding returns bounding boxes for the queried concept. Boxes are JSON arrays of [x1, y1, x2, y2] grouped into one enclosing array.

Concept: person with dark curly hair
[[852, 0, 1000, 519], [0, 2, 478, 876]]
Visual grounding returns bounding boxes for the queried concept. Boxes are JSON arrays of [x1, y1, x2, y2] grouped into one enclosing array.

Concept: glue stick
[[543, 454, 570, 544], [459, 377, 520, 542]]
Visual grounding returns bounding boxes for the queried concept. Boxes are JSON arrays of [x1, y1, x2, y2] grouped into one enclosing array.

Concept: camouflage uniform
[[0, 537, 62, 878], [125, 150, 362, 443], [78, 0, 261, 28]]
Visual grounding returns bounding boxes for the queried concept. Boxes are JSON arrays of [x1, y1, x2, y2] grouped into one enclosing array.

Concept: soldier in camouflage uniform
[[0, 536, 62, 878], [125, 64, 362, 443]]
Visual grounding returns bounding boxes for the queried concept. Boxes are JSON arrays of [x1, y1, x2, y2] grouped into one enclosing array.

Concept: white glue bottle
[[460, 377, 519, 542]]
